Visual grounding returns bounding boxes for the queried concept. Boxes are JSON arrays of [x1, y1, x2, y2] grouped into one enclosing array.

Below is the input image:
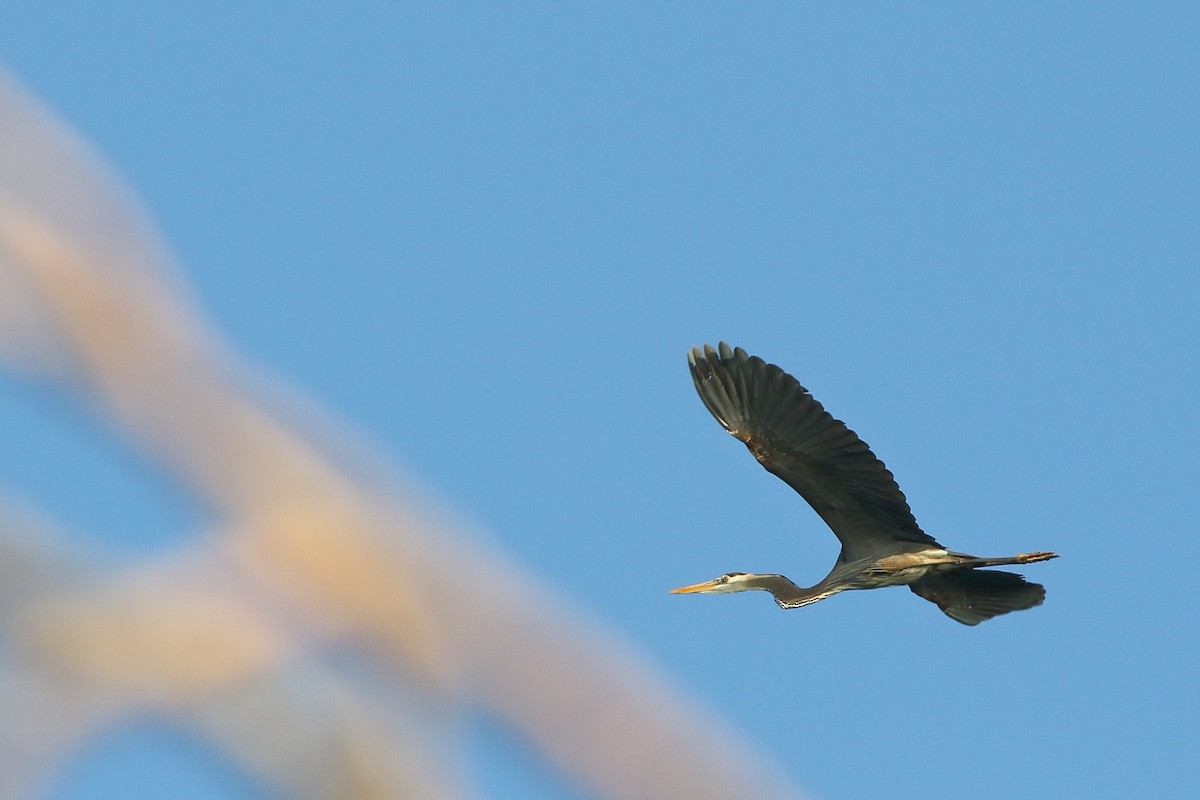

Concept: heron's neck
[[741, 574, 844, 610]]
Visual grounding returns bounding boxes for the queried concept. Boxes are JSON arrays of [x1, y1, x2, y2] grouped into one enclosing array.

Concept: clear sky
[[2, 3, 1198, 799]]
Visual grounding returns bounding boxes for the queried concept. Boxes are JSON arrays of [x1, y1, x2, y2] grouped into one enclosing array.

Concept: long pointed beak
[[670, 579, 722, 595]]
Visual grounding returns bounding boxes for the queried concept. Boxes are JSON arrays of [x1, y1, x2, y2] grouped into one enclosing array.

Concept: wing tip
[[688, 342, 751, 366]]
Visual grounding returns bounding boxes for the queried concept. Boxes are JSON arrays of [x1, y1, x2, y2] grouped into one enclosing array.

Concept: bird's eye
[[719, 575, 730, 583]]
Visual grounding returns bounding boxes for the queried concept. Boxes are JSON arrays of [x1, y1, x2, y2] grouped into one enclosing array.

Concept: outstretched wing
[[688, 342, 940, 561], [909, 570, 1047, 625]]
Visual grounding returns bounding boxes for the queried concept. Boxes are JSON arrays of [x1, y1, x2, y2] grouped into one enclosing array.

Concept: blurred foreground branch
[[0, 69, 804, 800]]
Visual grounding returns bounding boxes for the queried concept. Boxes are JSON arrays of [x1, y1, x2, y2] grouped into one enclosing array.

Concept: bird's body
[[672, 343, 1058, 625]]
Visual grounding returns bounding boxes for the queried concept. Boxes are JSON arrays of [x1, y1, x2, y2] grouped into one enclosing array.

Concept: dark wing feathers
[[909, 570, 1046, 626], [688, 343, 941, 560]]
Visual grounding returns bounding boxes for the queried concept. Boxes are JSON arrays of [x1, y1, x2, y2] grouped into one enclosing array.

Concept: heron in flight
[[672, 343, 1058, 625]]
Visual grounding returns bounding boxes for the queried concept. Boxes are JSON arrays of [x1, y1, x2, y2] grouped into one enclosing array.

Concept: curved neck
[[741, 573, 843, 610]]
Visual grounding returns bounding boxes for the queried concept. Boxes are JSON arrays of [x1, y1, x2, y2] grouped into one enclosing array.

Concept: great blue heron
[[672, 343, 1058, 625]]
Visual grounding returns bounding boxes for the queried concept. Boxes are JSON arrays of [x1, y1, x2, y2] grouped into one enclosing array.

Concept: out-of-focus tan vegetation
[[0, 70, 805, 800]]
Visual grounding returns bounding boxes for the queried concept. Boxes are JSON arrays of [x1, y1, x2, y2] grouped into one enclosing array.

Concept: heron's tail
[[908, 570, 1049, 626]]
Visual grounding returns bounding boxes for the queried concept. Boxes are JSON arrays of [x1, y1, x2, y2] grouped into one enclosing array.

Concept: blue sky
[[2, 4, 1198, 799]]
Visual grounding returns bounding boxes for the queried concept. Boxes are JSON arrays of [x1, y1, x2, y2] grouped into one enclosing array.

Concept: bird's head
[[670, 572, 765, 595]]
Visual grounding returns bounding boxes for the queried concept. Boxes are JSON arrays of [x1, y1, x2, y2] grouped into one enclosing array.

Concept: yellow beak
[[669, 579, 722, 595]]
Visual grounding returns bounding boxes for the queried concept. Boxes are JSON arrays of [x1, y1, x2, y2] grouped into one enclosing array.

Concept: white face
[[706, 572, 755, 593], [671, 571, 762, 596]]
